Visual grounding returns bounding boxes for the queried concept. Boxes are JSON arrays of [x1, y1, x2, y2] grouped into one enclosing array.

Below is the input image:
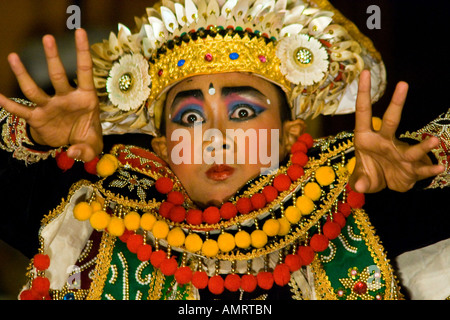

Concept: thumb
[[67, 141, 103, 163]]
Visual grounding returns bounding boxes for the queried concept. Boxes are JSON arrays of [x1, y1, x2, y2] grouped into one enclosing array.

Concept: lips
[[205, 164, 235, 181]]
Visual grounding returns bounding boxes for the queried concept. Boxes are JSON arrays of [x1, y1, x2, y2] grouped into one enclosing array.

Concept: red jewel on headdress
[[204, 53, 213, 61]]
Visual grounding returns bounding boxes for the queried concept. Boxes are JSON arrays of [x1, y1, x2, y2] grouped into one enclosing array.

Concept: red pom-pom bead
[[84, 157, 99, 175], [284, 254, 302, 272], [56, 151, 75, 171], [186, 209, 203, 225], [310, 234, 329, 252], [175, 266, 193, 285], [150, 250, 166, 268], [126, 234, 144, 254], [119, 229, 134, 243], [224, 274, 241, 292], [298, 133, 314, 149], [262, 185, 278, 203], [159, 201, 174, 218], [160, 257, 178, 276], [137, 244, 152, 261], [273, 174, 291, 192], [328, 211, 346, 228], [250, 193, 266, 210], [287, 164, 305, 181], [323, 221, 341, 240], [291, 141, 308, 154], [273, 264, 291, 286], [241, 274, 257, 292], [347, 191, 365, 209], [297, 245, 315, 265], [19, 289, 41, 300], [208, 275, 225, 295], [236, 197, 253, 215], [167, 191, 185, 205], [220, 202, 238, 220], [32, 276, 50, 296], [291, 152, 309, 167], [203, 206, 221, 224], [169, 205, 186, 223], [155, 177, 173, 194], [338, 201, 352, 217], [257, 271, 274, 290], [33, 254, 50, 271], [192, 271, 209, 289]]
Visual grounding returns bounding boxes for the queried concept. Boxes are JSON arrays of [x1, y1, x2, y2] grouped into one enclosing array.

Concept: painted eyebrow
[[221, 86, 267, 100], [171, 89, 204, 110]]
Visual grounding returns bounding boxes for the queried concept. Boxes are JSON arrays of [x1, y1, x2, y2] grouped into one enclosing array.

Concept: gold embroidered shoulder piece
[[400, 108, 450, 189], [0, 101, 61, 164]]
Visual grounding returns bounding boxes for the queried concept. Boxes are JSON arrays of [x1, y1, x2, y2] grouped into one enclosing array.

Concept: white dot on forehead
[[267, 99, 271, 105], [208, 83, 216, 95]]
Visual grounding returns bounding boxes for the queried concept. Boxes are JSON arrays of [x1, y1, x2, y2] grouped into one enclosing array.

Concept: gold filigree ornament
[[91, 0, 386, 136]]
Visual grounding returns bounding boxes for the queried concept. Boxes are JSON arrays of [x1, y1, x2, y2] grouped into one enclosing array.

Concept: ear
[[151, 136, 169, 162], [281, 119, 307, 154]]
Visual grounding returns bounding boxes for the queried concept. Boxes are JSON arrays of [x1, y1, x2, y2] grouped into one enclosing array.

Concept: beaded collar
[[21, 132, 366, 299]]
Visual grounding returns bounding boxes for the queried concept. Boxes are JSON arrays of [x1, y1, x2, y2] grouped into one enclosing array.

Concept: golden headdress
[[92, 0, 385, 136]]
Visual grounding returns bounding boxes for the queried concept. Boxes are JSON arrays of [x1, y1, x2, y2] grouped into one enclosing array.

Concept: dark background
[[0, 0, 448, 299]]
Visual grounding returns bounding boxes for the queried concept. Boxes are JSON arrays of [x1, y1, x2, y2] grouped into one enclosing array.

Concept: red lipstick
[[205, 164, 235, 181]]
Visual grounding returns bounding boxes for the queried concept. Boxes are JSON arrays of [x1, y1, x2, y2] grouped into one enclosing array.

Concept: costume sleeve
[[399, 108, 450, 189], [0, 105, 93, 258], [0, 99, 64, 164]]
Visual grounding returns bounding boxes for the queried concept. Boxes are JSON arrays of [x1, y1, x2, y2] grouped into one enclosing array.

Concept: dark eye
[[230, 105, 256, 121], [180, 111, 205, 126]]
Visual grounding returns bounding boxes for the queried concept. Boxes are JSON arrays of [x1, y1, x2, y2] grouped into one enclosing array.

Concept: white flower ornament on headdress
[[277, 34, 330, 86], [106, 53, 151, 112]]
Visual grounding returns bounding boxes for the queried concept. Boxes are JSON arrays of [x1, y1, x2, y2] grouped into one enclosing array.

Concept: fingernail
[[68, 149, 81, 159]]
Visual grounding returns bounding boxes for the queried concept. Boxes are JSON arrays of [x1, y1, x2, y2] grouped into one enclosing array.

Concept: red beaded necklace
[[20, 132, 366, 299]]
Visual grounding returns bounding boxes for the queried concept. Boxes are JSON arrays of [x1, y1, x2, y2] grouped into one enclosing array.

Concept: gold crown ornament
[[91, 0, 386, 136]]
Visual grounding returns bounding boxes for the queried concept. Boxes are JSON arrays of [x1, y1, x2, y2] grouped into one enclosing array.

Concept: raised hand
[[0, 28, 102, 162], [349, 70, 445, 193]]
